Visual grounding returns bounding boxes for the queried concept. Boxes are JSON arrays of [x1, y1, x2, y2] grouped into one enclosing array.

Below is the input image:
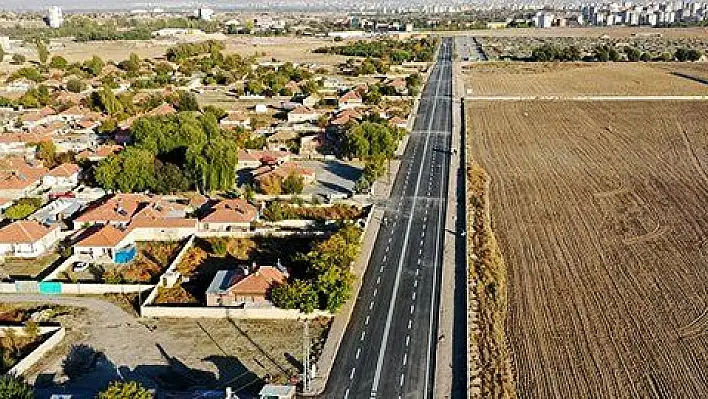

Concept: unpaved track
[[467, 100, 708, 398]]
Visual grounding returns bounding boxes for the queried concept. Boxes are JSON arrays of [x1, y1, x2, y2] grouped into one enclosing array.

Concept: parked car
[[72, 262, 89, 272]]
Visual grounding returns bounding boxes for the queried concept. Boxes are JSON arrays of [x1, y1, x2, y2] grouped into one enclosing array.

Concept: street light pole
[[302, 319, 310, 393]]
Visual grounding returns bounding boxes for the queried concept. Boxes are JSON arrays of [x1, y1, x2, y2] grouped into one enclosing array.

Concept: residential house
[[387, 78, 409, 95], [237, 149, 291, 171], [266, 130, 298, 152], [299, 134, 323, 156], [74, 193, 153, 228], [126, 201, 197, 241], [0, 157, 48, 199], [42, 163, 80, 188], [389, 116, 408, 130], [30, 197, 89, 227], [220, 112, 251, 129], [200, 199, 258, 232], [338, 90, 363, 109], [73, 224, 131, 261], [330, 108, 362, 128], [58, 106, 89, 123], [206, 265, 288, 307], [0, 220, 61, 258], [0, 131, 52, 156], [287, 106, 322, 123], [252, 162, 316, 189], [236, 149, 263, 171], [76, 144, 123, 163], [301, 94, 320, 107]]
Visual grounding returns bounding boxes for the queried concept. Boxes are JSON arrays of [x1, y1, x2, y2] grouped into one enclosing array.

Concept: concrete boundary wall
[[0, 281, 149, 295], [42, 255, 78, 282], [140, 305, 331, 319], [7, 326, 65, 377]]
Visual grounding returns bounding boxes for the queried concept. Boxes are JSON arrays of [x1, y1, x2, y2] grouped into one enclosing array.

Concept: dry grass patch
[[467, 100, 708, 398], [463, 62, 708, 96]]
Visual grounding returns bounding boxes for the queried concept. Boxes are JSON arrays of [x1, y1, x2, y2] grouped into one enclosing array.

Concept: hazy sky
[[1, 1, 220, 12]]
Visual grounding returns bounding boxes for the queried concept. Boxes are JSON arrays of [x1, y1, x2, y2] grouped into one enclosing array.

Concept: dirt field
[[466, 100, 708, 398], [463, 62, 708, 96], [2, 295, 329, 397], [44, 36, 347, 65]]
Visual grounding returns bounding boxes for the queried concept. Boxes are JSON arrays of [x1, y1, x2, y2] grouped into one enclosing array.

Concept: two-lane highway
[[325, 38, 454, 399]]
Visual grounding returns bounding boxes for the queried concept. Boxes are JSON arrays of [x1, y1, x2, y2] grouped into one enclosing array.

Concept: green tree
[[11, 54, 25, 64], [119, 52, 141, 74], [624, 46, 641, 62], [95, 147, 155, 192], [174, 91, 199, 112], [98, 380, 153, 399], [282, 172, 304, 194], [608, 47, 620, 62], [23, 321, 39, 339], [0, 375, 33, 399], [36, 141, 57, 167], [90, 87, 123, 115], [84, 55, 104, 76], [49, 55, 68, 69], [66, 78, 85, 93], [36, 40, 49, 64], [3, 203, 38, 220], [271, 280, 318, 313], [675, 47, 702, 62], [153, 161, 190, 194], [595, 45, 610, 62]]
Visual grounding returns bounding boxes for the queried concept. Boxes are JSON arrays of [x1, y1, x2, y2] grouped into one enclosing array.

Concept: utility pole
[[302, 319, 310, 393]]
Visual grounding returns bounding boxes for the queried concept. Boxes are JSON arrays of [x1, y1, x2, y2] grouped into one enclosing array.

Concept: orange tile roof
[[75, 193, 151, 224], [290, 106, 319, 115], [0, 220, 58, 244], [128, 217, 198, 230], [75, 224, 127, 248], [340, 90, 362, 102], [201, 199, 257, 224], [253, 162, 315, 183], [227, 266, 287, 296], [0, 158, 48, 191], [47, 163, 80, 178], [147, 103, 177, 117], [0, 131, 52, 144]]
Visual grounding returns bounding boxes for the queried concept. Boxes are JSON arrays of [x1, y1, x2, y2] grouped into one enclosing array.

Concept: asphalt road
[[325, 38, 454, 399]]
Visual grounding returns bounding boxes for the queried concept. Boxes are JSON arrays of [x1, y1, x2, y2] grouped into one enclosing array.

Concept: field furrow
[[467, 100, 708, 398]]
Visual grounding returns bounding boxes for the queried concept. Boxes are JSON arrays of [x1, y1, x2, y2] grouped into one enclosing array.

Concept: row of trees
[[316, 38, 438, 63], [531, 43, 703, 62], [94, 110, 240, 193], [271, 224, 362, 312], [0, 375, 152, 398]]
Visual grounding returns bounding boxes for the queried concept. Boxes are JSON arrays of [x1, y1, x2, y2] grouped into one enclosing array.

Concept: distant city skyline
[[0, 0, 589, 13]]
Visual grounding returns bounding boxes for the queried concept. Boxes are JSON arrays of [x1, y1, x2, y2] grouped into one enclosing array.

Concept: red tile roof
[[0, 158, 48, 191], [46, 163, 80, 178], [227, 266, 287, 296], [0, 220, 58, 244], [201, 199, 258, 224], [75, 224, 127, 248]]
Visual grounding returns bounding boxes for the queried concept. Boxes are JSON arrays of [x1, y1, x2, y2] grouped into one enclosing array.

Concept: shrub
[[98, 380, 153, 399], [209, 238, 228, 257], [0, 375, 33, 399]]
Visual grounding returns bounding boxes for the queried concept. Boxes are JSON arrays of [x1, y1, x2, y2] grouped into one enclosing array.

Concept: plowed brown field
[[467, 100, 708, 398], [463, 62, 708, 96]]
